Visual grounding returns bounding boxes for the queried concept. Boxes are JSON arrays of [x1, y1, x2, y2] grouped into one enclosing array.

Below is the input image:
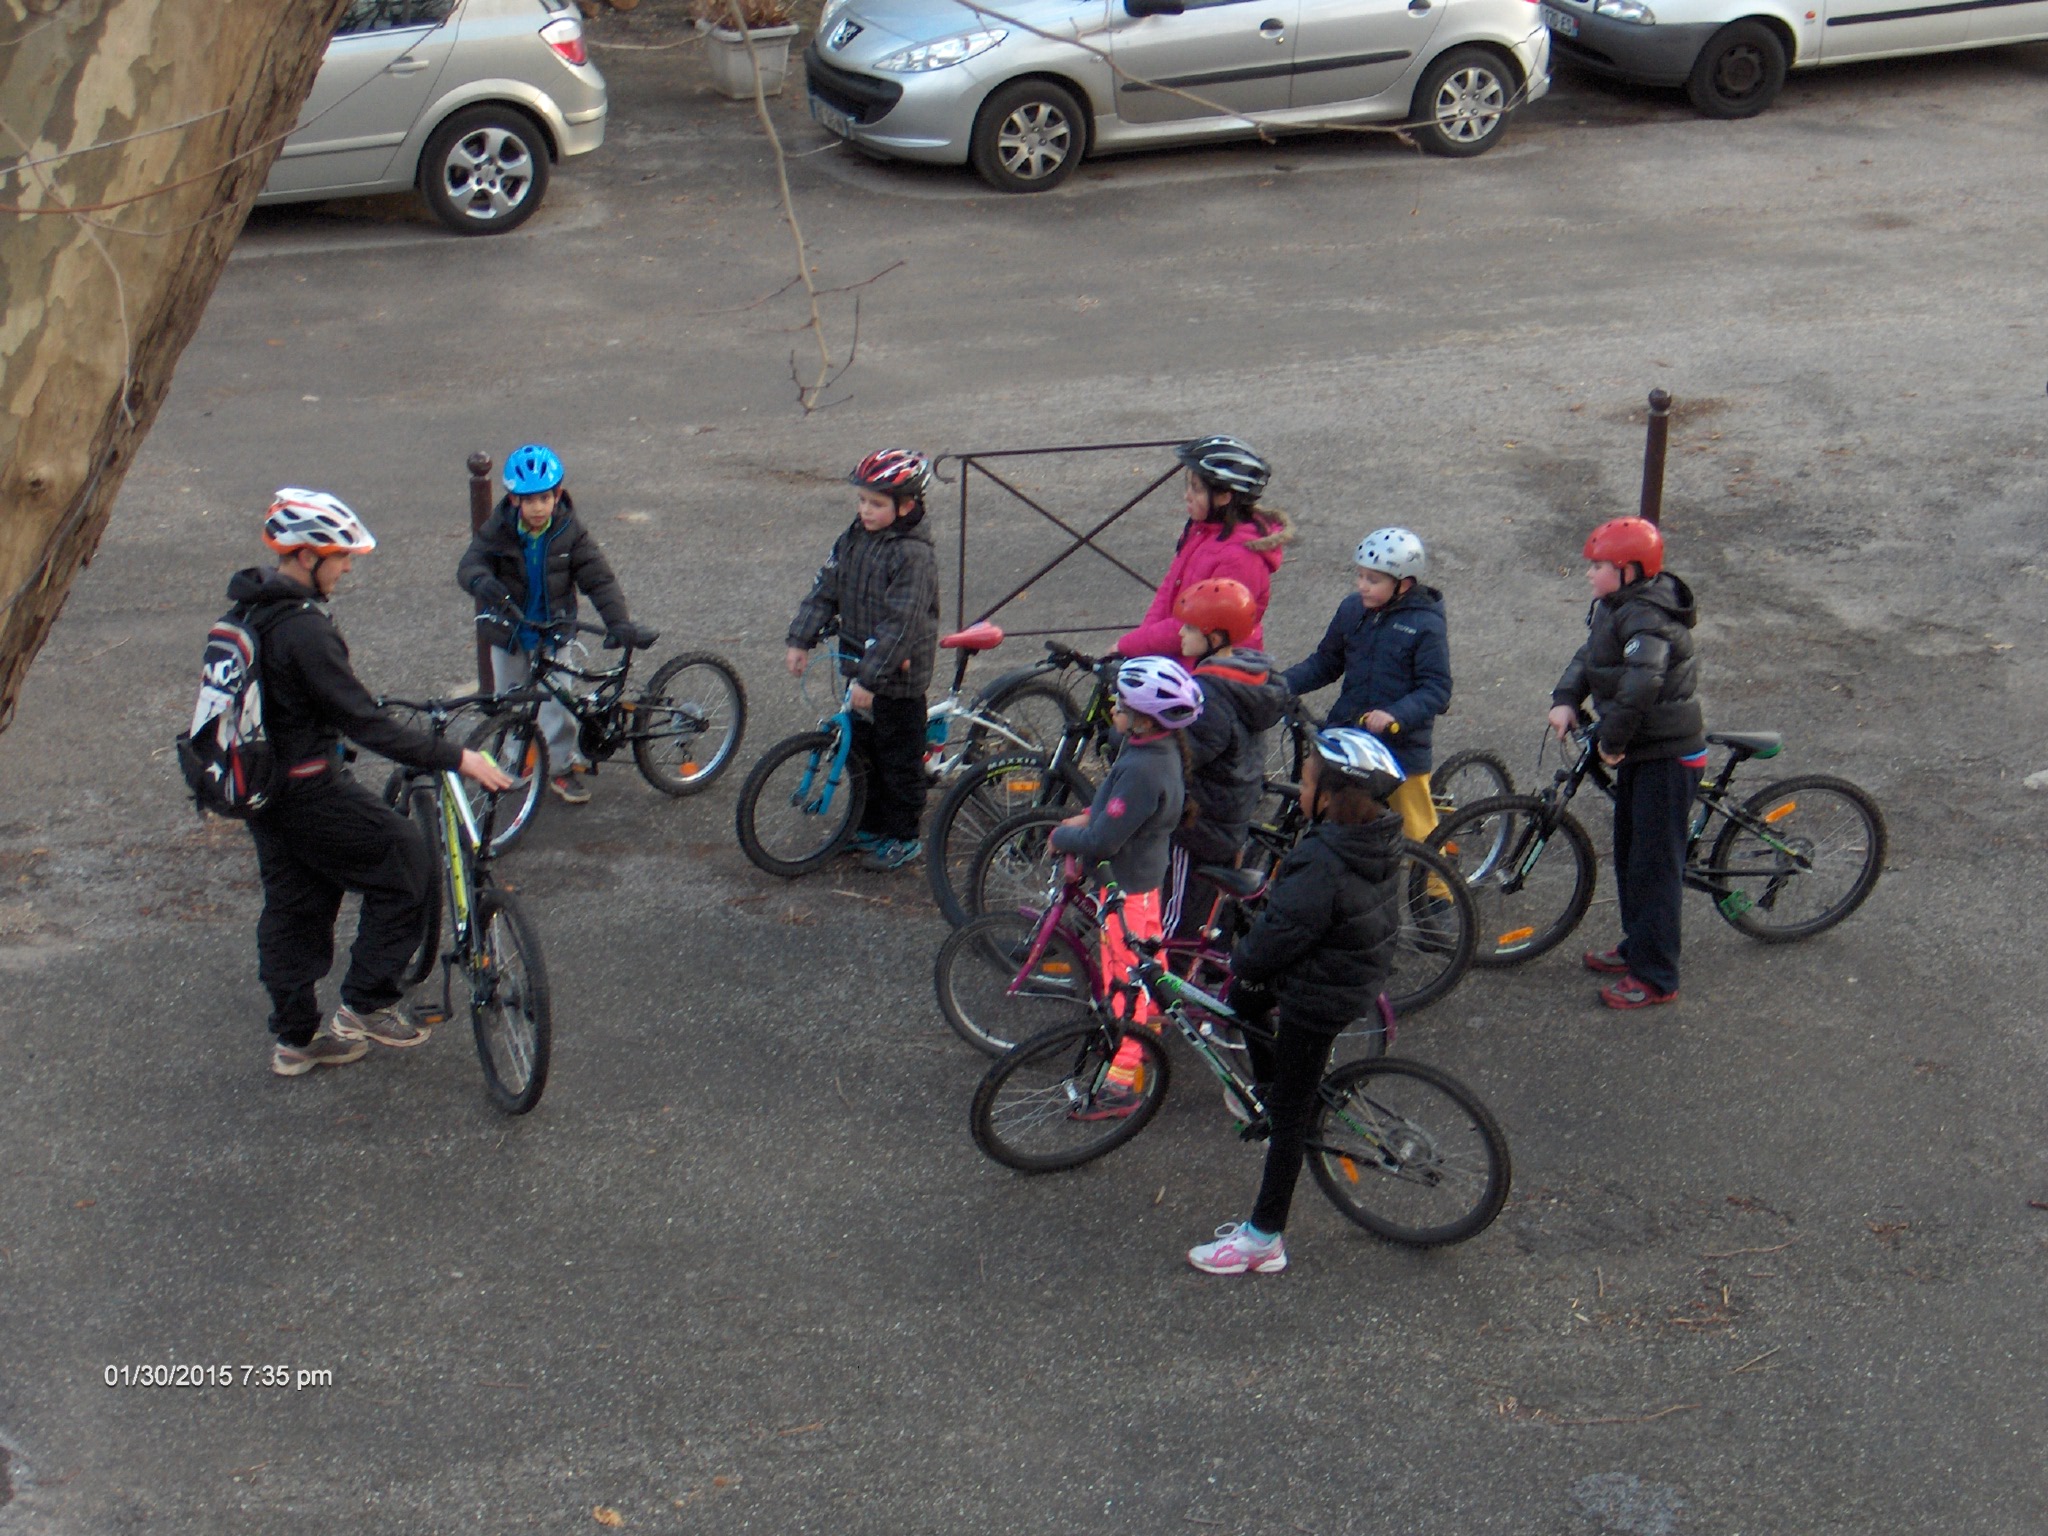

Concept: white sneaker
[[1187, 1222, 1287, 1275]]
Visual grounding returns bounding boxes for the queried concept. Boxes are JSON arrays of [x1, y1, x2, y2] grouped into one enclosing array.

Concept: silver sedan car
[[804, 0, 1549, 191], [257, 0, 607, 235]]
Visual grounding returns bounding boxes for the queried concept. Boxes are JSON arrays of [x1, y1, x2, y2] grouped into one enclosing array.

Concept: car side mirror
[[1124, 0, 1186, 15]]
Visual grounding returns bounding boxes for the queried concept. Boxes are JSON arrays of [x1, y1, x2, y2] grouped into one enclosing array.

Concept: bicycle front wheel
[[965, 806, 1072, 922], [735, 729, 867, 877], [1381, 839, 1478, 1014], [464, 710, 548, 856], [1308, 1056, 1510, 1247], [926, 753, 1091, 927], [1430, 794, 1595, 966], [469, 887, 552, 1115], [1708, 774, 1886, 941], [401, 785, 445, 989], [970, 1021, 1170, 1172], [964, 674, 1075, 762], [935, 910, 1096, 1057], [633, 651, 748, 797]]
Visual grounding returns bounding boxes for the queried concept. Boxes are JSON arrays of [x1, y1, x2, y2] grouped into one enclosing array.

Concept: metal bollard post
[[468, 451, 494, 692], [1639, 388, 1671, 526]]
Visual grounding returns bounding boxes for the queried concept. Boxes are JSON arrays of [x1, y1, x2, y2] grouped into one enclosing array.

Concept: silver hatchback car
[[804, 0, 1550, 191], [256, 0, 607, 235]]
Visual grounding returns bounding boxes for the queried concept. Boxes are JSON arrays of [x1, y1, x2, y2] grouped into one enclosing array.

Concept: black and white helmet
[[263, 488, 376, 556], [1354, 527, 1425, 582], [1311, 727, 1404, 798], [1175, 435, 1271, 501]]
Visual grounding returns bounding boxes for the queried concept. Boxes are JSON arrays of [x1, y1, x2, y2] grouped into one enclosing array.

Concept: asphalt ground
[[2, 9, 2046, 1532]]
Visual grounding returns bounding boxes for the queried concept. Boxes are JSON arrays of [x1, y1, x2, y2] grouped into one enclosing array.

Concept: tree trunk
[[0, 0, 348, 732]]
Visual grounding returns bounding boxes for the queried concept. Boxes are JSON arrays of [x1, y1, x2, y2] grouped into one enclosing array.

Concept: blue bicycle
[[732, 645, 878, 877]]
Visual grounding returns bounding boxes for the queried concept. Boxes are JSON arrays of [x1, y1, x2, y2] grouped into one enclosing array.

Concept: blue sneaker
[[859, 836, 923, 872], [1188, 1222, 1287, 1275], [844, 830, 885, 856]]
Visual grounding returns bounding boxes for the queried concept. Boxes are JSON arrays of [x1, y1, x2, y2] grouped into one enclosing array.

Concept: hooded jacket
[[456, 494, 632, 652], [1552, 572, 1704, 762], [1117, 511, 1294, 658], [787, 511, 940, 699], [226, 567, 462, 781], [1178, 648, 1292, 863], [1231, 811, 1404, 1030], [1048, 732, 1185, 895], [1280, 584, 1451, 774]]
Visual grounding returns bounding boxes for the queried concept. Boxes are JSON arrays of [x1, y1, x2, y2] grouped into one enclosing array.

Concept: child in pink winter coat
[[1118, 436, 1294, 659]]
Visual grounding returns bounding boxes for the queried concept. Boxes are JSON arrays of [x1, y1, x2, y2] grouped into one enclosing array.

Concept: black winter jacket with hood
[[1551, 572, 1704, 762], [1178, 648, 1292, 864], [226, 567, 462, 782], [456, 494, 632, 651], [786, 511, 940, 699], [1231, 811, 1403, 1030], [1280, 584, 1451, 774]]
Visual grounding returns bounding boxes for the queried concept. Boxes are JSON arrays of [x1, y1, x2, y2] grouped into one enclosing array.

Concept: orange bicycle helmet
[[1583, 517, 1663, 579], [1173, 577, 1260, 646]]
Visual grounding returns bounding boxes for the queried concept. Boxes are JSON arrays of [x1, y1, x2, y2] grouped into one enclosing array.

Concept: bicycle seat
[[940, 621, 1004, 652], [1706, 731, 1782, 760], [1196, 866, 1265, 901]]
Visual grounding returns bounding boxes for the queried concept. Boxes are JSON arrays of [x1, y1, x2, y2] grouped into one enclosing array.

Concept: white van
[[1536, 0, 2048, 116]]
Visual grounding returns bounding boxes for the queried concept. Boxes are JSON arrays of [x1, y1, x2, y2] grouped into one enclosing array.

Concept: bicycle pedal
[[416, 1008, 450, 1027]]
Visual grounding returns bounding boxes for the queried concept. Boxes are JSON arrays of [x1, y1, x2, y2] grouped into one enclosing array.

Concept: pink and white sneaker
[[1187, 1222, 1288, 1275]]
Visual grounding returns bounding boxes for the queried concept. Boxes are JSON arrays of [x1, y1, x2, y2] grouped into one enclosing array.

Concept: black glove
[[473, 577, 513, 611]]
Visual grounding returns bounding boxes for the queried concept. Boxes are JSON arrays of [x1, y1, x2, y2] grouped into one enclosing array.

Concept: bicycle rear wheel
[[965, 806, 1071, 922], [1430, 794, 1595, 966], [633, 651, 748, 796], [469, 887, 552, 1115], [964, 674, 1075, 762], [970, 1021, 1170, 1172], [926, 753, 1091, 927], [1308, 1056, 1510, 1247], [401, 785, 444, 989], [464, 710, 547, 856], [1708, 774, 1886, 941], [935, 910, 1097, 1056], [1381, 839, 1478, 1014], [735, 729, 867, 877], [1430, 748, 1514, 818]]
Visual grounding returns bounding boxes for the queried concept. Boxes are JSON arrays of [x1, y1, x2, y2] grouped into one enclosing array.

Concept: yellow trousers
[[1388, 773, 1450, 900]]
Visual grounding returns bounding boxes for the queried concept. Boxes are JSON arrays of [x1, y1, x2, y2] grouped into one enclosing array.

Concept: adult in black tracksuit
[[1187, 729, 1406, 1276], [784, 451, 941, 871], [1548, 517, 1705, 1010], [239, 492, 510, 1076]]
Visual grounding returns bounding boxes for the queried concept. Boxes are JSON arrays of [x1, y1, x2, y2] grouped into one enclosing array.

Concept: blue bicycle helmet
[[1311, 727, 1404, 798], [504, 443, 565, 495]]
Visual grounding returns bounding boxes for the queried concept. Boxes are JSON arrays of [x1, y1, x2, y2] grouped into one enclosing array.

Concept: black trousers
[[851, 693, 929, 841], [1611, 756, 1702, 995], [248, 772, 432, 1046], [1238, 995, 1343, 1235]]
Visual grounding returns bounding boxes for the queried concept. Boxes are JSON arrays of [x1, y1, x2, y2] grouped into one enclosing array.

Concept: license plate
[[810, 96, 852, 139], [1540, 5, 1578, 34]]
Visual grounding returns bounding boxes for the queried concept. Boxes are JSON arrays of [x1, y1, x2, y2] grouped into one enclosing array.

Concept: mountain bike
[[967, 883, 1511, 1248], [382, 692, 553, 1115], [464, 615, 747, 854], [1428, 725, 1887, 966]]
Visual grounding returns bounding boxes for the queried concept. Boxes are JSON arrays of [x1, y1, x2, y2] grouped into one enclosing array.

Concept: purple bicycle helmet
[[1115, 656, 1204, 729]]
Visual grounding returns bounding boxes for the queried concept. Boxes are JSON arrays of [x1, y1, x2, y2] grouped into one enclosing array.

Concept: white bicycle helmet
[[1354, 527, 1425, 582], [263, 488, 376, 556], [1311, 726, 1404, 797], [1115, 656, 1205, 729]]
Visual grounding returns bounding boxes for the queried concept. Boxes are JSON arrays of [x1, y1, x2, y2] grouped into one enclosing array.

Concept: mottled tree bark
[[0, 0, 348, 731]]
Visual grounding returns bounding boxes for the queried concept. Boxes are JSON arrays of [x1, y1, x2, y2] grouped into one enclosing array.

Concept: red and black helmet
[[849, 449, 933, 500], [1584, 516, 1664, 579], [1173, 577, 1259, 646]]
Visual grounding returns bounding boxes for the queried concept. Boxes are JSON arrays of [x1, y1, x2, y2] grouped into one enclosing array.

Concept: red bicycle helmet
[[1583, 517, 1664, 579], [849, 449, 932, 499], [1173, 577, 1259, 646]]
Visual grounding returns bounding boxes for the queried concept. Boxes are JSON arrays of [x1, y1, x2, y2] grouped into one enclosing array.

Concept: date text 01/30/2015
[[104, 1364, 334, 1389]]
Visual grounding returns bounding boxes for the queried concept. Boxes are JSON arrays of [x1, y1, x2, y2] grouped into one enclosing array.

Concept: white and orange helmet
[[263, 488, 376, 556]]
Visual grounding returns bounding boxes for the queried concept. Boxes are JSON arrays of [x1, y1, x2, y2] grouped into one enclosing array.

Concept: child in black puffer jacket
[[1187, 727, 1406, 1277]]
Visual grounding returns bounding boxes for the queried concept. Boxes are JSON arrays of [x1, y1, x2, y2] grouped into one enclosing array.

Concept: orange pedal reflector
[[1764, 800, 1798, 824], [1498, 926, 1536, 946], [1042, 961, 1072, 976], [1441, 840, 1460, 856], [1340, 1154, 1360, 1184]]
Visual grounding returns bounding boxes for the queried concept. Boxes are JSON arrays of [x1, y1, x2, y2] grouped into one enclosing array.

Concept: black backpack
[[174, 601, 307, 818]]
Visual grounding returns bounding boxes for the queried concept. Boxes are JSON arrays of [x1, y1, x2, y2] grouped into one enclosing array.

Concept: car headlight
[[1593, 0, 1655, 20], [873, 29, 1008, 71]]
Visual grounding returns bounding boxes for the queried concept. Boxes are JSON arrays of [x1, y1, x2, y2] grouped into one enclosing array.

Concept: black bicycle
[[465, 617, 747, 853], [1429, 725, 1887, 965]]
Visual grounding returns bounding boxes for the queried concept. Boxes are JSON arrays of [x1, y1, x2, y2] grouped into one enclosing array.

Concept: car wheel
[[970, 79, 1086, 194], [1685, 21, 1786, 119], [420, 105, 552, 235], [1411, 47, 1515, 158]]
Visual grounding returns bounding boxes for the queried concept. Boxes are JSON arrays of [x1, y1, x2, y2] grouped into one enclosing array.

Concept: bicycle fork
[[792, 718, 858, 816]]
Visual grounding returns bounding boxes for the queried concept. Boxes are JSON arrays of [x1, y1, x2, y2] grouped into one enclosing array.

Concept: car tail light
[[540, 16, 588, 65]]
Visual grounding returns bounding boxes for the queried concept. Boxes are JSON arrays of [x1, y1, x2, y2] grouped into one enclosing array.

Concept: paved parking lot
[[2, 13, 2045, 1532]]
